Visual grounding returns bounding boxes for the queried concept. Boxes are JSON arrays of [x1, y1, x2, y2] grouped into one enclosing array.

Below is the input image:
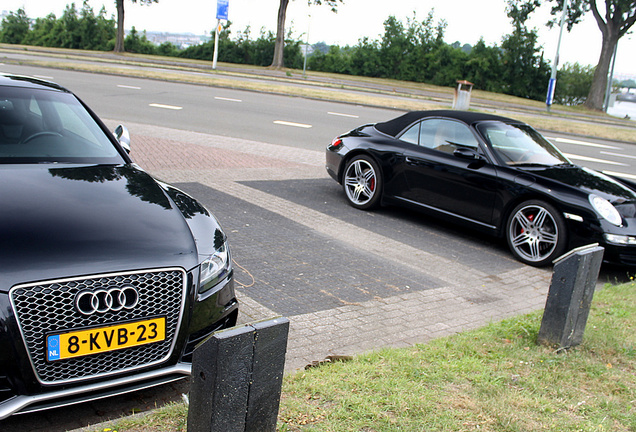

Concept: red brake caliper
[[522, 213, 534, 233]]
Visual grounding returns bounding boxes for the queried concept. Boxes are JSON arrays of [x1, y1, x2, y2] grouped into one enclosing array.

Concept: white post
[[303, 14, 311, 77], [546, 0, 569, 112], [603, 44, 618, 112], [213, 19, 220, 70]]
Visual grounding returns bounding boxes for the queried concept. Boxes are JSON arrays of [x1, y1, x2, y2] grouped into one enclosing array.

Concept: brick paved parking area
[[0, 121, 555, 432], [125, 120, 553, 371]]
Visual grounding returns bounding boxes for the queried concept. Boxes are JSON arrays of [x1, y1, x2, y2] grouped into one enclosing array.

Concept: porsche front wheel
[[506, 200, 567, 267], [342, 155, 382, 210]]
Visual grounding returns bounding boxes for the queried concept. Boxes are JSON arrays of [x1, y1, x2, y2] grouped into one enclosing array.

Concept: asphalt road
[[1, 63, 635, 181], [0, 62, 394, 150], [0, 62, 634, 431]]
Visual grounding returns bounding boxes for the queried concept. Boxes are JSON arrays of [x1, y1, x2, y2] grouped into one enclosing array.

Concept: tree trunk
[[270, 0, 289, 69], [584, 0, 623, 111], [584, 31, 618, 110], [114, 0, 125, 53]]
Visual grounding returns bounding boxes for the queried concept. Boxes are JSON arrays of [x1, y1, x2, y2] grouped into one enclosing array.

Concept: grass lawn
[[93, 280, 635, 432]]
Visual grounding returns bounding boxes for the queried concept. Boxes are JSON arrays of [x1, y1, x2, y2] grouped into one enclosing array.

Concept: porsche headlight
[[603, 234, 636, 245], [199, 241, 230, 293], [589, 194, 622, 227]]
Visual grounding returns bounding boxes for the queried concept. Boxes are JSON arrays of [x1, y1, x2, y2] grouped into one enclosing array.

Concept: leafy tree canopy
[[1, 5, 599, 105], [510, 0, 636, 109]]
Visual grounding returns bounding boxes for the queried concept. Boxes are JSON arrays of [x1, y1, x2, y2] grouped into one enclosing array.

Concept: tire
[[506, 200, 567, 267], [342, 155, 382, 210]]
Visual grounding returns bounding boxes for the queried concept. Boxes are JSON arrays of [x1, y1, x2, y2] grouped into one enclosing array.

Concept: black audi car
[[326, 110, 636, 267], [0, 74, 238, 418]]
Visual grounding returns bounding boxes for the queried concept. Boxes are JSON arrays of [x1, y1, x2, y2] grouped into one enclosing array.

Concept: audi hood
[[0, 164, 200, 290]]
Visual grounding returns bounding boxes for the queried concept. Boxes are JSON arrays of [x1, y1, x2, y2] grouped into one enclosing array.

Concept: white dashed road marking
[[149, 103, 183, 110], [328, 112, 359, 118], [545, 136, 622, 150], [215, 96, 242, 102], [603, 170, 636, 181], [274, 120, 312, 129], [563, 153, 629, 166]]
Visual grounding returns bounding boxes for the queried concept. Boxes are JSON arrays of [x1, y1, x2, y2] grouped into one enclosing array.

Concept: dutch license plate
[[46, 317, 166, 362]]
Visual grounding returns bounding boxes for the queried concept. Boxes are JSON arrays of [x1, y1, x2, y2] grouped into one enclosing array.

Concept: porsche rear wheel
[[343, 155, 382, 210], [506, 200, 567, 267]]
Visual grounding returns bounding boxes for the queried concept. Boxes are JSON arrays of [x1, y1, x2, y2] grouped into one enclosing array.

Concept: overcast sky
[[3, 0, 635, 77]]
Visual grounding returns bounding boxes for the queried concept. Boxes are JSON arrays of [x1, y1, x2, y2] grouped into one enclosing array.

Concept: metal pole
[[303, 14, 311, 78], [213, 19, 220, 70], [603, 43, 618, 112], [546, 0, 570, 112]]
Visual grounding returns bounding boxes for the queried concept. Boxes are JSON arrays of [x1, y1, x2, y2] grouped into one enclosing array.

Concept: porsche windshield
[[0, 86, 123, 164], [477, 121, 570, 166]]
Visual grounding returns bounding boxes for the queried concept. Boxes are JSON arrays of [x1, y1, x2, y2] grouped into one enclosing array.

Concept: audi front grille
[[9, 268, 187, 385]]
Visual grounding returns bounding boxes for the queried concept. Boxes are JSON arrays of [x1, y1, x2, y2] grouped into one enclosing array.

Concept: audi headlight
[[589, 194, 622, 227], [199, 241, 230, 293]]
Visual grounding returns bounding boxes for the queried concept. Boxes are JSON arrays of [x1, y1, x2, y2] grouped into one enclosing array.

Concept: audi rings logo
[[75, 286, 139, 316]]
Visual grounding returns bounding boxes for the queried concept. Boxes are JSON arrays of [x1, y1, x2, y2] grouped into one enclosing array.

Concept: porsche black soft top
[[374, 110, 517, 137]]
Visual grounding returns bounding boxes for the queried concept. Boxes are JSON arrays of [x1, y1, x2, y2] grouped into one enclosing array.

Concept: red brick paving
[[132, 135, 305, 172]]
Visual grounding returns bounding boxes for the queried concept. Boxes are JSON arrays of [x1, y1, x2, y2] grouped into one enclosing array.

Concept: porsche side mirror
[[453, 147, 483, 161], [114, 124, 131, 153]]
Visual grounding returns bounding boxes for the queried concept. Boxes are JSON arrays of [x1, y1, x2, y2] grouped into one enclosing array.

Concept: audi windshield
[[0, 84, 124, 164]]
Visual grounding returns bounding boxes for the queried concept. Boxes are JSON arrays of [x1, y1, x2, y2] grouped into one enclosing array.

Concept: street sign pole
[[546, 0, 569, 112], [213, 0, 229, 70], [213, 19, 220, 70]]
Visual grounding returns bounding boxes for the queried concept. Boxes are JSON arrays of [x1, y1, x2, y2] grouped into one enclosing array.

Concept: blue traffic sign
[[217, 0, 229, 20], [546, 77, 556, 106]]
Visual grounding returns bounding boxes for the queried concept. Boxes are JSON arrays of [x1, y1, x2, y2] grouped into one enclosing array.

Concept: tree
[[0, 8, 30, 44], [18, 2, 115, 50], [554, 62, 595, 105], [578, 0, 636, 109], [114, 0, 158, 53], [124, 27, 156, 54], [513, 0, 636, 110], [24, 13, 58, 47], [271, 0, 343, 68], [500, 0, 551, 100], [464, 39, 505, 93]]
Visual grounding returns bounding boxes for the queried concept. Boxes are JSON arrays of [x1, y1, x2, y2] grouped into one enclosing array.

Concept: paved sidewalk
[[120, 119, 553, 372]]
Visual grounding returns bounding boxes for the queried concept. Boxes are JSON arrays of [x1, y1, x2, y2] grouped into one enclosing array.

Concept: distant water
[[607, 101, 636, 121]]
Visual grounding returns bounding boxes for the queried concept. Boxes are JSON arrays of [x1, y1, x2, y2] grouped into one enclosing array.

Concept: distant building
[[615, 72, 636, 83], [301, 44, 314, 57], [131, 31, 210, 49]]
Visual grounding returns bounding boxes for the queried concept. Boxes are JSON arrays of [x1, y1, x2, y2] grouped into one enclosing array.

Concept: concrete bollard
[[537, 244, 604, 349], [187, 317, 290, 432]]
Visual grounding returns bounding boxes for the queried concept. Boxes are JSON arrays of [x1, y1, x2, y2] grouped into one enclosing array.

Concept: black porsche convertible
[[326, 110, 636, 268]]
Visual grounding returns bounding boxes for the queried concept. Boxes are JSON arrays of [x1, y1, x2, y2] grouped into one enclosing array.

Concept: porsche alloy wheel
[[343, 155, 382, 210], [506, 200, 567, 267]]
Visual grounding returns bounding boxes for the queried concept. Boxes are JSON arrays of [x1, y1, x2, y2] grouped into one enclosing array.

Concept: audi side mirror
[[114, 124, 131, 153]]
